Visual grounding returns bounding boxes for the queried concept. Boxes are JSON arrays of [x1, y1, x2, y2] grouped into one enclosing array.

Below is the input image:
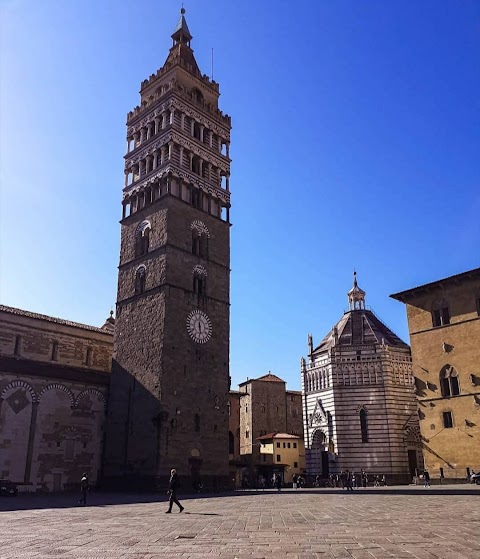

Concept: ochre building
[[0, 305, 113, 491], [302, 275, 422, 484], [391, 267, 480, 481], [104, 9, 232, 491]]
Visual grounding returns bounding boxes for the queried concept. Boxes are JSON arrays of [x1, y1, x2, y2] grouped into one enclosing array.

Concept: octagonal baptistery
[[301, 273, 423, 484]]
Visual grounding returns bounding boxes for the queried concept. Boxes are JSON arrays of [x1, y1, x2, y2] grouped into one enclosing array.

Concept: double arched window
[[432, 299, 450, 327], [440, 365, 460, 397], [192, 265, 207, 296], [191, 222, 209, 258]]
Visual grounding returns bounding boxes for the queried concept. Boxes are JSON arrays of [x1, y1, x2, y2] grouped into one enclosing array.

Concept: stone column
[[24, 401, 39, 483], [134, 132, 140, 148], [209, 132, 213, 148], [155, 118, 160, 135], [140, 128, 146, 143], [208, 163, 212, 182], [199, 159, 204, 177], [226, 175, 230, 191], [189, 152, 193, 172], [122, 200, 127, 219], [191, 118, 195, 136], [170, 109, 175, 126], [200, 125, 204, 142], [181, 113, 185, 130], [179, 147, 184, 167], [124, 170, 129, 187], [153, 150, 158, 169], [162, 112, 166, 129], [226, 142, 230, 158]]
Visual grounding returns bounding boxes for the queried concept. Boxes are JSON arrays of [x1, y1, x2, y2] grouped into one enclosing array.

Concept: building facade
[[104, 10, 232, 490], [258, 433, 306, 484], [0, 305, 113, 491], [391, 267, 480, 481], [231, 373, 304, 485], [302, 275, 422, 484]]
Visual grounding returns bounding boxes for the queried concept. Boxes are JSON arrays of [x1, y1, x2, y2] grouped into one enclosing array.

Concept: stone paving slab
[[0, 486, 479, 558]]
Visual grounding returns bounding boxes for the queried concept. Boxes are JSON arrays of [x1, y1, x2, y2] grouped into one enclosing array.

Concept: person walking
[[275, 474, 282, 492], [292, 473, 298, 490], [166, 468, 184, 513], [423, 469, 431, 488], [78, 472, 89, 506], [345, 470, 354, 492]]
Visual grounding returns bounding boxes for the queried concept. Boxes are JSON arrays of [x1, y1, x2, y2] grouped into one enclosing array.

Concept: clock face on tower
[[186, 310, 212, 344]]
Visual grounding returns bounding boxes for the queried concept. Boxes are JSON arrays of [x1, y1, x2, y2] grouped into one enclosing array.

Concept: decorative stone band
[[125, 130, 230, 174], [122, 164, 231, 206], [190, 220, 210, 238], [192, 264, 207, 276]]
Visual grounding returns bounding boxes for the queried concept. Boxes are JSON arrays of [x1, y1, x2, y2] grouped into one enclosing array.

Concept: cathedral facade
[[103, 10, 232, 490], [301, 275, 422, 484]]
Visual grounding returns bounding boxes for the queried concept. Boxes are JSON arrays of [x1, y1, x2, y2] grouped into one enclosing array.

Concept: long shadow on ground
[[1, 485, 479, 512]]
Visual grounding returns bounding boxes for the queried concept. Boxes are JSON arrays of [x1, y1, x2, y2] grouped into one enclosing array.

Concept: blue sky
[[1, 1, 479, 390]]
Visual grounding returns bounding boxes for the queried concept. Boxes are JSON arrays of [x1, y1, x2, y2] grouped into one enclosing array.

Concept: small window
[[51, 341, 58, 361], [443, 411, 453, 428], [245, 430, 249, 439], [360, 408, 369, 443], [276, 442, 280, 448], [432, 301, 451, 327], [85, 348, 93, 366], [287, 442, 291, 448], [294, 461, 298, 468], [193, 274, 206, 296], [227, 401, 231, 416], [276, 455, 281, 462], [283, 442, 286, 448], [135, 266, 146, 294], [245, 404, 248, 413], [14, 335, 21, 356], [293, 442, 297, 449]]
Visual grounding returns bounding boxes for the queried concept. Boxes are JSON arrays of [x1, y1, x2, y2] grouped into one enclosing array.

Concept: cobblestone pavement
[[1, 486, 480, 559]]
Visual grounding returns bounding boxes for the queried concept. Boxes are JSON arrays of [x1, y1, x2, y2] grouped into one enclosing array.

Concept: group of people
[[291, 474, 305, 489], [321, 470, 386, 489]]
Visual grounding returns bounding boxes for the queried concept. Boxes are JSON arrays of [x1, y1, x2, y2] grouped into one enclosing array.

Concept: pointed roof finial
[[347, 270, 366, 310], [173, 5, 192, 41], [353, 269, 358, 288]]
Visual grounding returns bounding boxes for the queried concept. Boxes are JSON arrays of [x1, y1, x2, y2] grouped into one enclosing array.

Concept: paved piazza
[[1, 486, 479, 559]]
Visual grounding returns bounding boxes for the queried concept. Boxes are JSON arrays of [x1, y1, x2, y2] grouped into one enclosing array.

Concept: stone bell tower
[[104, 9, 232, 489]]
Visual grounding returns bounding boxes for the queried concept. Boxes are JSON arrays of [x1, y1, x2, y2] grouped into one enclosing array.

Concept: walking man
[[423, 468, 431, 488], [166, 468, 184, 513], [345, 470, 354, 492], [78, 472, 88, 506], [292, 473, 298, 490]]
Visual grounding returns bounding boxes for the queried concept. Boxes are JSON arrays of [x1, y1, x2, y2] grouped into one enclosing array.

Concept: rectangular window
[[283, 442, 286, 448], [276, 455, 281, 462], [441, 307, 451, 325], [293, 442, 297, 449], [287, 442, 291, 448], [276, 442, 280, 448], [65, 439, 75, 460], [294, 462, 298, 468], [14, 335, 22, 356], [85, 348, 93, 366], [432, 309, 441, 327], [443, 411, 453, 428], [51, 341, 58, 361], [245, 430, 249, 439]]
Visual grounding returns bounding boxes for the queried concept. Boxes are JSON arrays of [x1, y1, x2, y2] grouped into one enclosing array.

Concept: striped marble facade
[[301, 275, 423, 484]]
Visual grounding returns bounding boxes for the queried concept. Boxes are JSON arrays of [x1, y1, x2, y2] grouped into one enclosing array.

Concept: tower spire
[[172, 6, 192, 45], [347, 270, 366, 310]]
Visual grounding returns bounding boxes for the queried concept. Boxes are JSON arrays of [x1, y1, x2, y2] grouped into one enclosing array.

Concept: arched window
[[194, 413, 200, 432], [229, 431, 234, 454], [192, 232, 208, 258], [193, 273, 206, 296], [135, 266, 146, 294], [440, 365, 460, 397], [432, 300, 451, 327], [360, 408, 368, 443], [191, 155, 201, 175], [135, 221, 151, 257]]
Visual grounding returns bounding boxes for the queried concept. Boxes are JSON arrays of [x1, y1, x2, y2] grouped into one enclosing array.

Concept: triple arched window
[[440, 365, 460, 397]]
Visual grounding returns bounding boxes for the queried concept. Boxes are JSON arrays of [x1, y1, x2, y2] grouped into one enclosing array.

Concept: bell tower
[[104, 9, 232, 489]]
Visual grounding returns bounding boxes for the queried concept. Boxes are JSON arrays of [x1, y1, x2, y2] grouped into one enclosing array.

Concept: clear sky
[[1, 1, 479, 391]]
